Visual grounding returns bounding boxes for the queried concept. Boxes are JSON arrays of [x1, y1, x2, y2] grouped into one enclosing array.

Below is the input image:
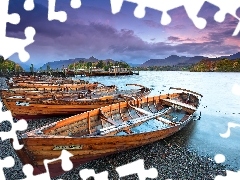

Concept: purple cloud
[[6, 0, 240, 66]]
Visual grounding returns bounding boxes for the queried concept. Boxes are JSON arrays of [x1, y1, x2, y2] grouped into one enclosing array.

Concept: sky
[[6, 0, 240, 67]]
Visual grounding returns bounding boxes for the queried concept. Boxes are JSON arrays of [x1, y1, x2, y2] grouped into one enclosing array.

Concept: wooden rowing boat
[[8, 82, 99, 89], [9, 75, 85, 83], [14, 88, 202, 177], [2, 84, 151, 119], [7, 76, 95, 89], [0, 84, 117, 99]]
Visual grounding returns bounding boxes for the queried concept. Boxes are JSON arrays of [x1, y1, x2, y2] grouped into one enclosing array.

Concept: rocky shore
[[0, 77, 227, 180]]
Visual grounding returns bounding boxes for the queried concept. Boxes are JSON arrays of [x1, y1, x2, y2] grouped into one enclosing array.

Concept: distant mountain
[[29, 52, 240, 70], [219, 52, 240, 60], [141, 55, 191, 67], [128, 63, 141, 67], [39, 56, 129, 70], [16, 62, 30, 71], [40, 58, 85, 70], [140, 52, 240, 67], [187, 56, 207, 64]]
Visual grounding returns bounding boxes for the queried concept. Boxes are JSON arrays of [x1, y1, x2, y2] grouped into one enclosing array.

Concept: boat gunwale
[[21, 92, 197, 139], [12, 88, 201, 175], [169, 87, 203, 97]]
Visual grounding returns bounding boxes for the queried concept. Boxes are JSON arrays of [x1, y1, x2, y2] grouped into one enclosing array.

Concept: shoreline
[[0, 129, 228, 180], [0, 77, 228, 179], [52, 140, 227, 180]]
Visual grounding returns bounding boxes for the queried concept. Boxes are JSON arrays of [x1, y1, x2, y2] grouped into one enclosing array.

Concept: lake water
[[74, 71, 240, 171]]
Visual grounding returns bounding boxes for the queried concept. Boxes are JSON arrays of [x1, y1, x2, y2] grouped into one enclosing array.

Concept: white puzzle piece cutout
[[21, 150, 74, 180], [116, 159, 158, 180], [110, 0, 240, 36], [48, 0, 82, 22], [0, 0, 36, 62], [0, 101, 28, 150], [79, 169, 109, 180]]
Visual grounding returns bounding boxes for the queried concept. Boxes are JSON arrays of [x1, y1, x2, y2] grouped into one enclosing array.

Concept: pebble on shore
[[0, 77, 227, 180]]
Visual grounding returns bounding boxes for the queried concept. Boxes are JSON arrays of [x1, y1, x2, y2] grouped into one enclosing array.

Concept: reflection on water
[[75, 71, 240, 170]]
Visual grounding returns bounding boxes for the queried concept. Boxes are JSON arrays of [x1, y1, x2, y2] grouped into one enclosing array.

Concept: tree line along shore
[[133, 58, 240, 72], [1, 56, 240, 75]]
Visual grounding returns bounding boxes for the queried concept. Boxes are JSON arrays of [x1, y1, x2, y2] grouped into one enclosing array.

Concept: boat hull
[[5, 103, 116, 120], [13, 90, 201, 178], [2, 99, 135, 120], [2, 85, 151, 119], [18, 124, 182, 178]]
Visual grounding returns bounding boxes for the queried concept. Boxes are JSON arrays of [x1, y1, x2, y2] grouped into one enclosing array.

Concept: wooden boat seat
[[105, 118, 117, 125], [99, 109, 134, 135], [163, 99, 197, 111], [100, 110, 117, 125], [99, 107, 175, 136], [148, 103, 158, 113], [131, 106, 152, 115], [128, 108, 140, 119], [129, 105, 176, 126]]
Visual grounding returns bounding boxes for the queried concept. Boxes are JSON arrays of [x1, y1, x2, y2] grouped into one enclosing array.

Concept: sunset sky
[[7, 0, 240, 67]]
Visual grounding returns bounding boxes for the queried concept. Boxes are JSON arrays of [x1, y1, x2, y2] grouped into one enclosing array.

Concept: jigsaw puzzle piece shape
[[215, 170, 240, 180], [22, 150, 74, 180], [22, 164, 51, 180], [110, 0, 124, 14], [181, 0, 207, 29], [116, 159, 158, 180], [43, 149, 74, 172], [110, 0, 240, 35], [0, 27, 35, 62], [233, 23, 240, 36], [0, 0, 20, 37], [205, 0, 240, 36], [71, 0, 81, 9], [214, 154, 225, 164], [48, 0, 81, 22], [111, 0, 186, 25], [0, 0, 36, 62], [24, 0, 35, 11], [219, 122, 240, 138], [48, 0, 67, 22], [206, 0, 240, 22], [0, 156, 15, 180], [0, 101, 28, 150], [79, 169, 109, 180], [110, 0, 208, 26]]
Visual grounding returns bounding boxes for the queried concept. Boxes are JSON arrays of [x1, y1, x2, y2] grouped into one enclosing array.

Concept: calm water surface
[[75, 71, 240, 170]]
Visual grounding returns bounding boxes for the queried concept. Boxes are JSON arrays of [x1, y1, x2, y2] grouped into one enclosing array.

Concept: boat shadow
[[162, 119, 197, 147]]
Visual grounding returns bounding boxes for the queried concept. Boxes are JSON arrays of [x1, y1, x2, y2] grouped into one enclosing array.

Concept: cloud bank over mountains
[[7, 0, 240, 66]]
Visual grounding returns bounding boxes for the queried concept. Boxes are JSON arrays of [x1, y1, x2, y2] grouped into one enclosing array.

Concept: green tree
[[0, 58, 23, 73], [96, 60, 104, 69], [114, 61, 119, 66], [0, 55, 4, 64], [86, 62, 92, 69], [68, 64, 74, 70]]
